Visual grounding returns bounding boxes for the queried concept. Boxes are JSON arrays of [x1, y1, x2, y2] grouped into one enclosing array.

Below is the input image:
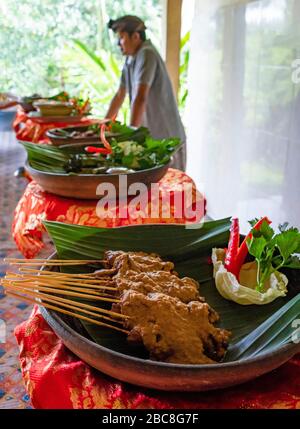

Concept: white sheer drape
[[186, 0, 300, 231]]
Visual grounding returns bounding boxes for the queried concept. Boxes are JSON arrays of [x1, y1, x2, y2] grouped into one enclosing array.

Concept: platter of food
[[45, 122, 152, 147], [18, 91, 91, 116], [40, 291, 298, 392], [3, 218, 300, 391], [25, 160, 170, 199], [21, 122, 180, 198], [46, 123, 118, 146], [27, 112, 86, 124]]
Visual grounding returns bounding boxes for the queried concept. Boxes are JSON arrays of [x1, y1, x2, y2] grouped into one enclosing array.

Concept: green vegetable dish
[[21, 121, 181, 175]]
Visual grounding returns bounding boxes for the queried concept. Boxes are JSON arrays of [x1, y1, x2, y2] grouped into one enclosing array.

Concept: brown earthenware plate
[[40, 306, 299, 392], [46, 125, 118, 146], [26, 160, 170, 199], [27, 112, 85, 123], [38, 255, 300, 392]]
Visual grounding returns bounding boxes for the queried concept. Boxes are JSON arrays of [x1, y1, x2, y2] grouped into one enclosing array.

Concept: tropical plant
[[62, 31, 191, 120], [178, 31, 190, 113], [0, 0, 162, 97], [60, 39, 130, 121]]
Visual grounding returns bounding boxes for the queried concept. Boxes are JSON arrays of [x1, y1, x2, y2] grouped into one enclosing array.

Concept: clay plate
[[26, 161, 170, 199], [38, 254, 300, 392], [40, 306, 299, 392]]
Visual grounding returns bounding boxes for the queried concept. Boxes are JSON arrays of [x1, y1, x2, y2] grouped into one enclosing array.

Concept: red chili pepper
[[231, 216, 271, 280], [224, 218, 240, 277], [85, 146, 110, 154], [100, 124, 112, 154]]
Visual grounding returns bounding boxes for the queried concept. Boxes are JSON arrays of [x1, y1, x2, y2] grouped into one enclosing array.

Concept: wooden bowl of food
[[36, 246, 300, 392], [26, 160, 170, 199], [46, 125, 123, 146], [4, 217, 300, 392], [21, 133, 179, 199], [33, 100, 75, 117]]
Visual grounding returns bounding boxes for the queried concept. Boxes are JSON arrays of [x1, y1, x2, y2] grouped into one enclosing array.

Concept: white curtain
[[186, 0, 300, 231]]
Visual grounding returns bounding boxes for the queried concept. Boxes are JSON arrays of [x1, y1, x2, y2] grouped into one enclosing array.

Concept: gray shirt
[[120, 40, 186, 143]]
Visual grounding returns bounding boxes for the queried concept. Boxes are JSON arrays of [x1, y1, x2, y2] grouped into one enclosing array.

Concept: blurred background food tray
[[27, 112, 86, 124], [46, 125, 122, 146]]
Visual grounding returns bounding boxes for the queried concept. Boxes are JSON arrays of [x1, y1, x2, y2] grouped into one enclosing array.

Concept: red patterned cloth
[[12, 169, 205, 258], [13, 109, 99, 143], [15, 305, 300, 409]]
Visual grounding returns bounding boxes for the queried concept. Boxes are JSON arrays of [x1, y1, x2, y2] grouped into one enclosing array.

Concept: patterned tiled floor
[[0, 131, 34, 408]]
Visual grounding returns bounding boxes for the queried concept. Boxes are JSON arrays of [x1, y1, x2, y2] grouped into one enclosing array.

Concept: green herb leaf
[[259, 221, 275, 241], [248, 218, 260, 227], [247, 236, 267, 260], [20, 129, 181, 173], [275, 229, 300, 261], [246, 220, 300, 291]]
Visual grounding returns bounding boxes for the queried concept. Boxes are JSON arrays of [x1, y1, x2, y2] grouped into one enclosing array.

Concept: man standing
[[106, 15, 186, 171]]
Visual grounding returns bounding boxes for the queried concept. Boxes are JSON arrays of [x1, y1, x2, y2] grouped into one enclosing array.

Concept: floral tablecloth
[[12, 168, 205, 258]]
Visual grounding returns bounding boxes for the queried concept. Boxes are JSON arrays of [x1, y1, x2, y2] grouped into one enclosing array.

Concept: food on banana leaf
[[48, 121, 149, 142], [33, 100, 75, 117], [20, 91, 91, 115], [212, 217, 300, 305], [22, 122, 181, 175], [100, 250, 231, 364]]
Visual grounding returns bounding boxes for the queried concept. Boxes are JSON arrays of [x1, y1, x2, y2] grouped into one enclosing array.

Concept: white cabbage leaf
[[211, 248, 288, 305]]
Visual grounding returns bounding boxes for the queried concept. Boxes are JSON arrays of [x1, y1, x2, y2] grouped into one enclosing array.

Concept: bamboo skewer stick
[[3, 279, 113, 298], [5, 262, 102, 266], [4, 286, 126, 324], [36, 290, 126, 320], [6, 272, 117, 291], [18, 268, 113, 281], [19, 268, 97, 277], [3, 281, 126, 320], [5, 291, 128, 334], [4, 258, 106, 264], [5, 282, 116, 300], [2, 257, 131, 335], [5, 273, 116, 291], [2, 280, 120, 303]]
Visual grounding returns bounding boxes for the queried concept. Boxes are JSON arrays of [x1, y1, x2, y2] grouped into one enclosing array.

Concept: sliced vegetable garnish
[[234, 216, 271, 279], [221, 216, 300, 297], [84, 146, 110, 155], [100, 124, 112, 154], [224, 218, 240, 277]]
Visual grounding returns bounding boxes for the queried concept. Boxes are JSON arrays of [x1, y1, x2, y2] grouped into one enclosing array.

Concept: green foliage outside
[[0, 0, 190, 121], [0, 0, 164, 119], [179, 31, 190, 112]]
